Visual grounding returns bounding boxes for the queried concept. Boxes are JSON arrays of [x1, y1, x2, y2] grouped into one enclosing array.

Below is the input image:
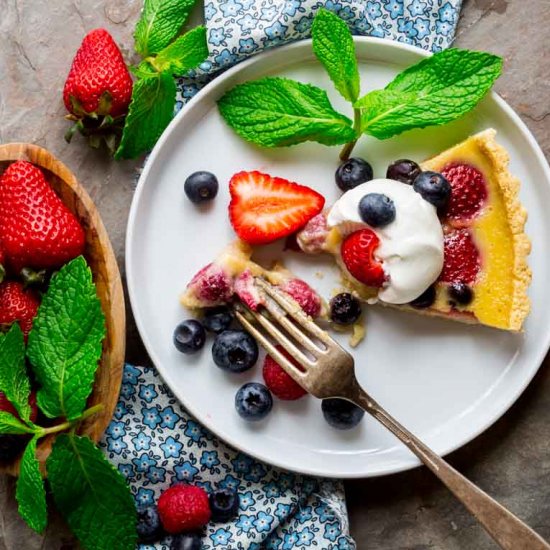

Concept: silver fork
[[234, 278, 549, 550]]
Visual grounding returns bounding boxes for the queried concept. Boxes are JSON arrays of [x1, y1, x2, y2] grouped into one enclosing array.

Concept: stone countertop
[[0, 0, 549, 548]]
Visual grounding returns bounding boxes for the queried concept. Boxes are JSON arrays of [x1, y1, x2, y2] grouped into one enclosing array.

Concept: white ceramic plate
[[126, 38, 550, 478]]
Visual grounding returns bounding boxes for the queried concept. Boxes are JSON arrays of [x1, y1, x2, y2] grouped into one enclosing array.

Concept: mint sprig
[[311, 9, 360, 103], [27, 256, 106, 421], [116, 0, 208, 159], [0, 324, 31, 421], [0, 257, 135, 546], [48, 435, 137, 550], [134, 0, 197, 57], [356, 49, 503, 139], [217, 8, 503, 159], [218, 77, 356, 147], [16, 437, 47, 533]]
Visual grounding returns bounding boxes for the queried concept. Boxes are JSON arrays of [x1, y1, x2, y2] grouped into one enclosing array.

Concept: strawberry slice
[[229, 171, 325, 245], [341, 229, 386, 287]]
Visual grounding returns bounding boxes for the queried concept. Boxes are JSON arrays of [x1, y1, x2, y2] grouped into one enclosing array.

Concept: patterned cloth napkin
[[103, 1, 462, 548]]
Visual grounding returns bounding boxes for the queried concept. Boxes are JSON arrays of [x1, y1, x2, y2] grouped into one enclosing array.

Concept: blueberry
[[335, 158, 373, 191], [329, 293, 362, 325], [322, 399, 364, 430], [358, 193, 396, 227], [409, 285, 436, 309], [171, 532, 202, 550], [209, 487, 240, 522], [203, 306, 233, 334], [212, 330, 258, 373], [448, 282, 473, 305], [235, 383, 273, 421], [0, 435, 26, 462], [413, 171, 451, 209], [386, 159, 421, 185], [184, 171, 219, 204], [137, 506, 162, 543], [173, 320, 206, 354]]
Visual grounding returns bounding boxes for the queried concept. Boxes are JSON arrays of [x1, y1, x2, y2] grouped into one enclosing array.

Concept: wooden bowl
[[0, 143, 125, 476]]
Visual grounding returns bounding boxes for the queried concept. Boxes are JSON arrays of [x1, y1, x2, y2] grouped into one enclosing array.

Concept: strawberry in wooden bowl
[[0, 143, 125, 478]]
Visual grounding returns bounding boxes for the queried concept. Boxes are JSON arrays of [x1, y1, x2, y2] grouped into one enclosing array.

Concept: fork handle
[[349, 384, 550, 550]]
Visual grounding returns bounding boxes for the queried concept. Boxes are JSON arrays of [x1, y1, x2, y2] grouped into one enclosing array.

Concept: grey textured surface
[[0, 0, 549, 548]]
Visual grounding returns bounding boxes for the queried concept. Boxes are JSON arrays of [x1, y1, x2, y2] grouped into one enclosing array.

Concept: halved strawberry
[[341, 229, 386, 287], [229, 171, 325, 245]]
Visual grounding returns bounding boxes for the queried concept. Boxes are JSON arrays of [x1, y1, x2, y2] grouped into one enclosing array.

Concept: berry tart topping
[[322, 398, 365, 430], [202, 306, 233, 334], [137, 505, 163, 543], [0, 281, 40, 340], [341, 229, 386, 288], [386, 159, 421, 185], [296, 212, 329, 255], [235, 382, 273, 421], [448, 282, 474, 305], [263, 347, 307, 401], [441, 163, 488, 221], [440, 229, 481, 284], [412, 171, 452, 209], [157, 484, 211, 534], [0, 161, 85, 272], [409, 284, 437, 309], [234, 270, 264, 311], [186, 263, 234, 307], [184, 171, 219, 204], [209, 487, 240, 522], [335, 158, 373, 191], [358, 193, 396, 228], [173, 320, 206, 354], [229, 171, 325, 245], [279, 278, 322, 318], [329, 293, 362, 325], [212, 330, 258, 373]]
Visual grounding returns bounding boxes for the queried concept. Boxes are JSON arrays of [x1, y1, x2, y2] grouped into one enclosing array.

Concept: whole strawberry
[[0, 161, 86, 272], [157, 484, 211, 534], [0, 281, 40, 339], [63, 28, 133, 150]]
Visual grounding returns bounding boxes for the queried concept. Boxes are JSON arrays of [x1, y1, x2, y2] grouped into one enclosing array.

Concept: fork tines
[[233, 278, 330, 378]]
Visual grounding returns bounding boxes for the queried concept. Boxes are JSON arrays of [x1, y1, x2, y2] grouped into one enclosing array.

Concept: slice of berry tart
[[298, 129, 531, 331]]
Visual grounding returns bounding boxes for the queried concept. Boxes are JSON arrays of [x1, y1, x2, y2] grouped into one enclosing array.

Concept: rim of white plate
[[126, 37, 550, 478]]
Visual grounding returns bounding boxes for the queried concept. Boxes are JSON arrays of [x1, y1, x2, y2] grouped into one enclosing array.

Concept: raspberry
[[188, 263, 233, 305], [441, 163, 487, 221], [280, 278, 322, 317], [158, 484, 211, 535], [439, 229, 481, 284], [341, 229, 386, 287], [263, 347, 307, 400]]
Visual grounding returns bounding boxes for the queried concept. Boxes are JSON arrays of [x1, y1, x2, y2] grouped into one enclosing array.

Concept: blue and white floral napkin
[[107, 1, 463, 548]]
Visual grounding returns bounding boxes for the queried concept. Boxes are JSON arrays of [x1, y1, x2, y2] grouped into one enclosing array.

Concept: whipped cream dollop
[[327, 179, 444, 304]]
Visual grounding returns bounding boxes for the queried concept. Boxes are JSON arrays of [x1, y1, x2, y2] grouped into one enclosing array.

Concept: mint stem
[[339, 108, 362, 161], [38, 404, 105, 437]]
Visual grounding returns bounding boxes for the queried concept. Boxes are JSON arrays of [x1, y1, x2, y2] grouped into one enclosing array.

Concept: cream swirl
[[327, 179, 444, 304]]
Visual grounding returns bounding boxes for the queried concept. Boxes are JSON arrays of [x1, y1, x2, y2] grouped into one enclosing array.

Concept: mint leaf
[[356, 48, 503, 139], [0, 324, 31, 421], [218, 77, 356, 147], [0, 411, 34, 434], [27, 257, 105, 421], [115, 72, 176, 160], [48, 435, 137, 550], [134, 0, 197, 57], [154, 26, 208, 74], [16, 437, 47, 533], [312, 8, 359, 103]]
